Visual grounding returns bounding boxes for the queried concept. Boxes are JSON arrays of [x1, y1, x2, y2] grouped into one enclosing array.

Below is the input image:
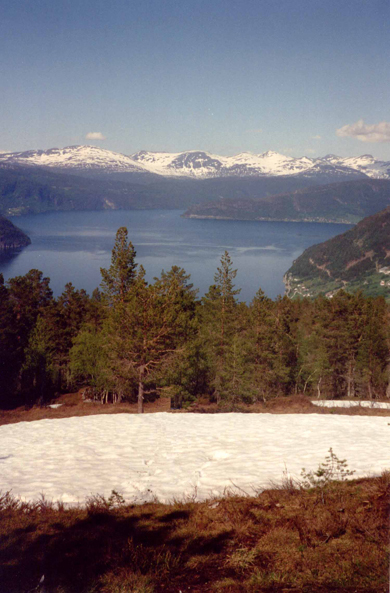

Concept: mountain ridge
[[1, 145, 389, 180]]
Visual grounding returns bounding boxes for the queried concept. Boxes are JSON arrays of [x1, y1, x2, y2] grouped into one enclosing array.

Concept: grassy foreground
[[1, 396, 389, 591], [0, 472, 389, 593]]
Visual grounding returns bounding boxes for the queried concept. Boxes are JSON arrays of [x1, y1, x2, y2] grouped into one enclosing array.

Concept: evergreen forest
[[1, 227, 389, 411]]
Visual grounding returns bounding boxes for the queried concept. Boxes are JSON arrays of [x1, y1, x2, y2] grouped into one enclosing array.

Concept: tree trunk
[[346, 360, 355, 399], [317, 376, 322, 399], [367, 377, 373, 401], [138, 366, 145, 414]]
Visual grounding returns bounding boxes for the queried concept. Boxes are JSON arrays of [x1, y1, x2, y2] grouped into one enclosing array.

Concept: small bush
[[300, 447, 355, 503]]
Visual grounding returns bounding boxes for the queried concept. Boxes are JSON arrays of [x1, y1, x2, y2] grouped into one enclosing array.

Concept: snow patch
[[312, 400, 390, 409], [0, 413, 388, 505]]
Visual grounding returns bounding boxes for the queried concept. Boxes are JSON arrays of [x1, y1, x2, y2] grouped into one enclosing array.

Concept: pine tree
[[201, 251, 241, 402], [249, 290, 297, 399], [106, 265, 197, 412], [356, 296, 388, 399], [100, 227, 137, 304], [0, 274, 20, 408], [7, 269, 53, 352], [70, 326, 111, 393], [294, 297, 331, 398]]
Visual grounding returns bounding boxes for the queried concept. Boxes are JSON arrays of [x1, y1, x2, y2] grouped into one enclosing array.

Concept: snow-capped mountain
[[322, 154, 390, 179], [0, 145, 146, 174], [1, 145, 389, 180], [131, 149, 319, 178], [131, 149, 386, 179]]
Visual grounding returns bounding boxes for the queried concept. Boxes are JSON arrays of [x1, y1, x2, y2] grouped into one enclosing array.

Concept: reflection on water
[[0, 210, 352, 302]]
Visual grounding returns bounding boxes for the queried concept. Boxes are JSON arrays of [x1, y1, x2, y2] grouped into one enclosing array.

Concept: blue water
[[0, 210, 352, 302]]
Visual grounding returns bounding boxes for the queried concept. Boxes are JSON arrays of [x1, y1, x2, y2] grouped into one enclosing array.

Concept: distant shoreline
[[182, 213, 355, 224]]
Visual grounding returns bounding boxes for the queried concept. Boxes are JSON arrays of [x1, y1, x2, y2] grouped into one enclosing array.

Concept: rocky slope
[[0, 215, 31, 252], [284, 207, 390, 300]]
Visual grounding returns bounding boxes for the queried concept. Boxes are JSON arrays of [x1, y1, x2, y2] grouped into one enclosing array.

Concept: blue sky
[[1, 0, 390, 158]]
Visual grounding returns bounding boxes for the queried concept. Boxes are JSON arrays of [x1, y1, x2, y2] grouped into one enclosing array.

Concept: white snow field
[[0, 413, 389, 505], [312, 400, 390, 409]]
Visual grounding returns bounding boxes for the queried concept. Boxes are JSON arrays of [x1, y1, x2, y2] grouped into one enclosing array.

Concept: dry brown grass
[[1, 392, 389, 427], [189, 394, 390, 417], [0, 473, 388, 592], [0, 390, 171, 427]]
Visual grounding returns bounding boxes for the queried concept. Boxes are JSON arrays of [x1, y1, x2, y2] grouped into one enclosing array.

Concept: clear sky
[[1, 0, 390, 159]]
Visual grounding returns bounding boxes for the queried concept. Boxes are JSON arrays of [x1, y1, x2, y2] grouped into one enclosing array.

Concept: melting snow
[[0, 413, 388, 505], [312, 400, 390, 409]]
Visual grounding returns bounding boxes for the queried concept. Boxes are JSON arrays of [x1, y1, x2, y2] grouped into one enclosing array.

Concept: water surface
[[0, 210, 352, 302]]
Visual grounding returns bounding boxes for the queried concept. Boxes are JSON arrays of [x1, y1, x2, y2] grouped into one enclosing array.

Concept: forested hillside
[[0, 164, 367, 216], [0, 215, 30, 251], [1, 228, 389, 410], [0, 165, 183, 215], [183, 179, 390, 224], [285, 207, 390, 300]]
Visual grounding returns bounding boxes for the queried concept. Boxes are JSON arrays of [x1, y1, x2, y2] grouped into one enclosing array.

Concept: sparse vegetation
[[0, 470, 388, 592], [300, 448, 356, 504]]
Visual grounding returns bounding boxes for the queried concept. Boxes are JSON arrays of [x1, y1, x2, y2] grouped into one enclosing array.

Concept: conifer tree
[[0, 274, 19, 408], [249, 290, 297, 399], [100, 227, 137, 304], [201, 251, 241, 402], [7, 269, 53, 352], [70, 326, 110, 393], [291, 296, 330, 397], [106, 265, 197, 412], [319, 291, 364, 398], [356, 296, 388, 399]]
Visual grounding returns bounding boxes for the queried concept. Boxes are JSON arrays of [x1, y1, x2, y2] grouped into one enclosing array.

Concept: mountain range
[[284, 207, 390, 301], [1, 145, 389, 180], [1, 145, 390, 224]]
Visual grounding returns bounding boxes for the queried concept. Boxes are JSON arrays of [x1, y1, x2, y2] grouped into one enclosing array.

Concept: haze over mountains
[[1, 145, 390, 180]]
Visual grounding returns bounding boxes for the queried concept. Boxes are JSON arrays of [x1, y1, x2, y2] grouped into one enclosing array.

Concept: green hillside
[[284, 207, 390, 300]]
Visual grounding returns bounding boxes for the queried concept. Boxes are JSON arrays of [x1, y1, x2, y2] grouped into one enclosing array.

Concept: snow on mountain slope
[[0, 145, 148, 174], [322, 154, 390, 179], [132, 149, 381, 179], [1, 145, 389, 180], [131, 150, 226, 177], [131, 149, 318, 178]]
